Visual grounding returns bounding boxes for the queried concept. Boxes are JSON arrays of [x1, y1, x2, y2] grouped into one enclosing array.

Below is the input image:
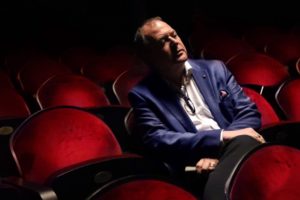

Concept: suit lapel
[[154, 78, 197, 132], [191, 64, 228, 128]]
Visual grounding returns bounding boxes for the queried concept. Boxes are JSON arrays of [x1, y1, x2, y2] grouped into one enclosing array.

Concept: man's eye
[[158, 38, 167, 46], [158, 38, 166, 45], [171, 32, 177, 38]]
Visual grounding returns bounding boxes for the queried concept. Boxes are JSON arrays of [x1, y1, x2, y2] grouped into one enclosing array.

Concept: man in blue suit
[[128, 17, 265, 200]]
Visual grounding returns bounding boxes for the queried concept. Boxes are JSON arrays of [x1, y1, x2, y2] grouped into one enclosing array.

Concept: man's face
[[141, 20, 188, 72]]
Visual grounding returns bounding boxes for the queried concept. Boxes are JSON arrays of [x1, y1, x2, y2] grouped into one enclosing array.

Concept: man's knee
[[222, 135, 261, 157]]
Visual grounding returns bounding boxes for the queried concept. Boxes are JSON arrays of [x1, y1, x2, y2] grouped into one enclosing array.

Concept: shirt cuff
[[220, 129, 224, 143]]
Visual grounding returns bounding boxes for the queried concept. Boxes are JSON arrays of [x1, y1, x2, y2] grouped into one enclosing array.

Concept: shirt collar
[[184, 61, 193, 83]]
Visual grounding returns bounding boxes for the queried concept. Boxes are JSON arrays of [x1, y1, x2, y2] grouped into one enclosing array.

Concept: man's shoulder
[[188, 58, 225, 69], [188, 59, 227, 74], [129, 73, 157, 93]]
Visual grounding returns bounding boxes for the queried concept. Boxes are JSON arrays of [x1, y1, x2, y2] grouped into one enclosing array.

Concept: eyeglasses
[[180, 85, 196, 114]]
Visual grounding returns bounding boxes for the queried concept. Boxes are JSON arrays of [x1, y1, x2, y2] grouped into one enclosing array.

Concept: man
[[128, 16, 265, 200]]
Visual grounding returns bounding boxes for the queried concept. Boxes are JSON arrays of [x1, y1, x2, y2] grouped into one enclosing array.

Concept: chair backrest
[[10, 106, 122, 184], [242, 87, 280, 126], [88, 105, 131, 152], [225, 144, 300, 200], [0, 88, 31, 119], [49, 155, 171, 200], [112, 67, 149, 106], [227, 52, 290, 88], [275, 78, 300, 121], [36, 74, 110, 109], [260, 121, 300, 149], [86, 175, 198, 200]]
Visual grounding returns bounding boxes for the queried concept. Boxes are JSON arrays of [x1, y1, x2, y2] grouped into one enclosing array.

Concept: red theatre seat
[[242, 87, 280, 127], [0, 88, 31, 119], [226, 144, 300, 200], [10, 106, 122, 184], [276, 78, 300, 121], [86, 175, 198, 200], [36, 74, 110, 109], [112, 66, 149, 107], [227, 52, 289, 89]]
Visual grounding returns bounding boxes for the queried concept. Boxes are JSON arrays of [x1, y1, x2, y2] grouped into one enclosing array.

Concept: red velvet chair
[[225, 143, 300, 200], [86, 175, 198, 200], [88, 105, 132, 152], [10, 106, 122, 184], [242, 87, 280, 127], [3, 106, 172, 199], [0, 88, 31, 119], [36, 74, 110, 109], [112, 66, 149, 107], [275, 78, 300, 121], [227, 52, 289, 91], [48, 155, 171, 200], [227, 52, 290, 111]]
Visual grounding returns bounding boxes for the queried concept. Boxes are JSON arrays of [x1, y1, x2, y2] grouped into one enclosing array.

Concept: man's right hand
[[223, 128, 265, 143]]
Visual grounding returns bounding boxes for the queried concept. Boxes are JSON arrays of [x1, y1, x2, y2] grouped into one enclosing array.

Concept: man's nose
[[168, 36, 178, 45]]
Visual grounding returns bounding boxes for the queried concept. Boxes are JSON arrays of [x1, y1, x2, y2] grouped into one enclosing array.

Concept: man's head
[[134, 17, 188, 76]]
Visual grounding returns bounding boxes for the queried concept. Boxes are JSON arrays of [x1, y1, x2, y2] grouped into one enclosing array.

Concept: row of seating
[[2, 106, 300, 200]]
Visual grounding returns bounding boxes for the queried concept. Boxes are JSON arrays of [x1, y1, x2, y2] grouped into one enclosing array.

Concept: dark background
[[0, 0, 299, 53]]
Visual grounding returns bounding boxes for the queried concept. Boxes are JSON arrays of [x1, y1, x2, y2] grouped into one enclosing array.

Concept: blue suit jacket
[[128, 59, 261, 168]]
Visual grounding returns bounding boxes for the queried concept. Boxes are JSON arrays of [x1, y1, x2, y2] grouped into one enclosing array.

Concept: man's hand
[[195, 158, 219, 173], [223, 128, 265, 143]]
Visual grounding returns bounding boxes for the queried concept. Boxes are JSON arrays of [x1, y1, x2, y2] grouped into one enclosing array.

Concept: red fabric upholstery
[[226, 144, 300, 200], [227, 52, 289, 86], [11, 107, 122, 184], [112, 67, 149, 106], [87, 176, 197, 200], [0, 88, 31, 119], [243, 87, 280, 126], [36, 74, 110, 109], [276, 79, 300, 121]]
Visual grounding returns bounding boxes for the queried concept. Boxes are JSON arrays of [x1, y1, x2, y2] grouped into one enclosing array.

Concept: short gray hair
[[133, 16, 163, 52]]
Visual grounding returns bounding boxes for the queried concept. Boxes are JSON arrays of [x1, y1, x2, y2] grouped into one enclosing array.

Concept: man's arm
[[128, 90, 222, 165]]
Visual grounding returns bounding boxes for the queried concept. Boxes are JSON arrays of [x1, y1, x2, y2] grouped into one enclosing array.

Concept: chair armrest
[[1, 176, 58, 200]]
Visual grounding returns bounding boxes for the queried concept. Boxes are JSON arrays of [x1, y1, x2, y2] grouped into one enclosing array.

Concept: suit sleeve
[[128, 90, 222, 166]]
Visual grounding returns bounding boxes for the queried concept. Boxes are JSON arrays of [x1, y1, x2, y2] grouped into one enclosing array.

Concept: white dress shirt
[[179, 61, 221, 131]]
